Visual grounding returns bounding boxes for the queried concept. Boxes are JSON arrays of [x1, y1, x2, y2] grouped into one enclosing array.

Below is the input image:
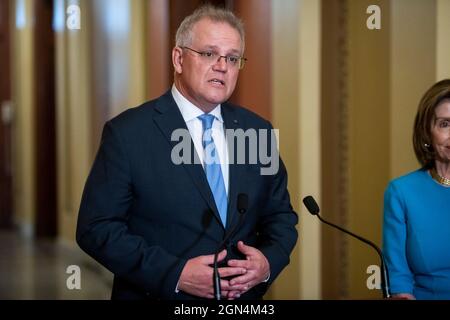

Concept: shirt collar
[[171, 84, 223, 123]]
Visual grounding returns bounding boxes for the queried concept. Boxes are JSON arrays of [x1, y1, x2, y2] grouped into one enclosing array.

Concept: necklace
[[430, 168, 450, 187]]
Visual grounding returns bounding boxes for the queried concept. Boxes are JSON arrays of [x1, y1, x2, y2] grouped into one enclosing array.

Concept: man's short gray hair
[[175, 4, 245, 54]]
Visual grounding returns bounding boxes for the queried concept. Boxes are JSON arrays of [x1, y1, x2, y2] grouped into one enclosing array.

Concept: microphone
[[302, 195, 391, 299], [213, 193, 248, 300]]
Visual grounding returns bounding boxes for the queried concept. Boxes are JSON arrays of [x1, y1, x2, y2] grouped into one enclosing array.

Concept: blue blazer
[[383, 169, 450, 299], [76, 90, 298, 300]]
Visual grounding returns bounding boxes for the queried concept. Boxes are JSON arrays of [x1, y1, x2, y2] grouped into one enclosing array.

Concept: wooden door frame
[[0, 0, 13, 229], [33, 0, 57, 237]]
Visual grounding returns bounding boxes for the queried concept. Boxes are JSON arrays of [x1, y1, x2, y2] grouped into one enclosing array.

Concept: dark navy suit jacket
[[76, 90, 298, 300]]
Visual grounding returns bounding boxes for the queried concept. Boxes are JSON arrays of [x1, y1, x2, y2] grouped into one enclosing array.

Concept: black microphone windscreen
[[237, 193, 248, 214], [303, 196, 320, 215]]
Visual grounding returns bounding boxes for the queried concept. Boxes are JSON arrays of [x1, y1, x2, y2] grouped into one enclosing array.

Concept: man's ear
[[172, 47, 183, 74]]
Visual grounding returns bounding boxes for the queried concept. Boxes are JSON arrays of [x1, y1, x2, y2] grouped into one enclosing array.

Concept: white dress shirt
[[171, 85, 229, 195]]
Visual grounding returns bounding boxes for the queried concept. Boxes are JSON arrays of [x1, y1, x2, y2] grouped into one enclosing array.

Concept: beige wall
[[271, 0, 322, 299], [11, 0, 35, 237], [55, 0, 92, 243], [50, 0, 152, 248], [346, 0, 391, 299], [270, 0, 300, 299], [297, 0, 322, 300], [271, 0, 446, 300], [54, 0, 148, 243], [99, 0, 147, 119], [271, 0, 444, 300], [437, 0, 450, 80], [390, 0, 436, 179], [345, 0, 438, 299]]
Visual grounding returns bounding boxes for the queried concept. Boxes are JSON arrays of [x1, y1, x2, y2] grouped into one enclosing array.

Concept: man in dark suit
[[76, 5, 298, 300]]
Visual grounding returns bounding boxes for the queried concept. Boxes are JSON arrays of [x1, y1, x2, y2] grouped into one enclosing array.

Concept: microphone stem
[[213, 210, 246, 300], [317, 214, 391, 298], [213, 254, 221, 300]]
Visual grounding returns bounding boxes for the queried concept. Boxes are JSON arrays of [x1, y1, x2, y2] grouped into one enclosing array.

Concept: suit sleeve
[[382, 182, 414, 295], [76, 121, 186, 299], [256, 122, 299, 290]]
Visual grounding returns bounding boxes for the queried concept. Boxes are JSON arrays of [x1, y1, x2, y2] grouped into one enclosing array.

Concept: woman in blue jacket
[[383, 79, 450, 299]]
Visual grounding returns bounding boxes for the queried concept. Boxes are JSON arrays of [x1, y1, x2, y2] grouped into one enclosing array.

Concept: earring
[[424, 143, 430, 148]]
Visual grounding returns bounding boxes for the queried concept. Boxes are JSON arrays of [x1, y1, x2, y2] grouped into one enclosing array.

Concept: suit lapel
[[152, 91, 223, 226], [221, 103, 245, 234]]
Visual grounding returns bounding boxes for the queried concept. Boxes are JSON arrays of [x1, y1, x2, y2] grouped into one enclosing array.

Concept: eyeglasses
[[181, 47, 247, 70]]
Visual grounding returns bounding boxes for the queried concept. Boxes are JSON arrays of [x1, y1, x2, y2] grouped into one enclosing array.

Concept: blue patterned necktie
[[198, 114, 228, 227]]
